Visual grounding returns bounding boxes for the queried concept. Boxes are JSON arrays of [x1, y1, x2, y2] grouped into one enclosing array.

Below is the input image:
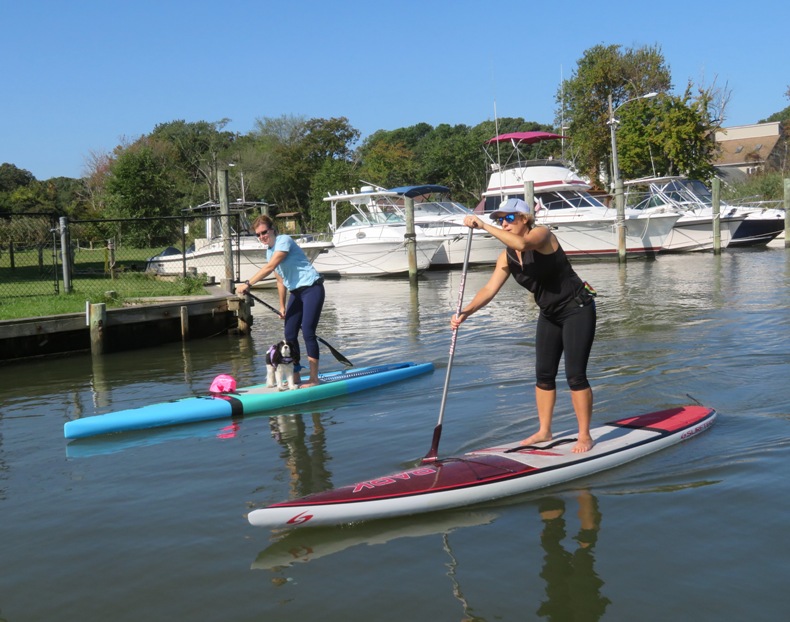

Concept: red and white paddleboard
[[247, 405, 716, 529]]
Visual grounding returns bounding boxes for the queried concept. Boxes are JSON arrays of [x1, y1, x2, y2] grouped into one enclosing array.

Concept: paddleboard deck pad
[[248, 405, 716, 529], [64, 361, 434, 439]]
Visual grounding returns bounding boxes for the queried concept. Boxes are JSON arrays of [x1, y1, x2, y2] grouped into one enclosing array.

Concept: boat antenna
[[560, 65, 566, 160], [494, 99, 502, 174]]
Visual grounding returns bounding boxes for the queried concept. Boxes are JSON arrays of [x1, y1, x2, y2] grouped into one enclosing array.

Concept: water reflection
[[536, 490, 610, 621], [269, 413, 333, 498], [251, 510, 498, 570], [442, 531, 486, 622], [65, 417, 247, 458]]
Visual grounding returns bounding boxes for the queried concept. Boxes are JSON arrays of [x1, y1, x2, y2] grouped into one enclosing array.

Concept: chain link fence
[[0, 211, 249, 302], [0, 213, 61, 298]]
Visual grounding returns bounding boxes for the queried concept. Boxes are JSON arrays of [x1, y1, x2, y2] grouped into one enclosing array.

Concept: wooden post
[[784, 178, 790, 248], [89, 303, 106, 355], [237, 297, 252, 334], [60, 216, 73, 293], [404, 196, 418, 283], [218, 168, 234, 292], [615, 179, 626, 262], [180, 305, 189, 341], [523, 181, 535, 215], [711, 178, 722, 254]]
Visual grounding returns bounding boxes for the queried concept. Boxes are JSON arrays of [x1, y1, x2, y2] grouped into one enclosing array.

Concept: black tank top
[[506, 243, 585, 316]]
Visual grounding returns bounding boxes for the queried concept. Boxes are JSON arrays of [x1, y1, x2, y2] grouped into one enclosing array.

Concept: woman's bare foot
[[572, 436, 594, 453], [519, 431, 552, 446], [298, 379, 321, 389]]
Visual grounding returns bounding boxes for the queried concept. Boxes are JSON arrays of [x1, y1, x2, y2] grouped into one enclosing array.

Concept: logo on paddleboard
[[352, 467, 438, 493], [286, 511, 314, 525]]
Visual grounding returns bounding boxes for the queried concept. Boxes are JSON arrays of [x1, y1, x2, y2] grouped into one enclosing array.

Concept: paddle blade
[[421, 424, 443, 463], [317, 336, 353, 367]]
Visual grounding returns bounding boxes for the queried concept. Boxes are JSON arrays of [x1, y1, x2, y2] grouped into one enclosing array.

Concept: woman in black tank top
[[450, 199, 596, 453]]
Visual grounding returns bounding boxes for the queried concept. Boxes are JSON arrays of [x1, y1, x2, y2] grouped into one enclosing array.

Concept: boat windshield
[[538, 191, 607, 211], [658, 179, 713, 207], [627, 191, 668, 211], [413, 201, 472, 217], [338, 211, 404, 228]]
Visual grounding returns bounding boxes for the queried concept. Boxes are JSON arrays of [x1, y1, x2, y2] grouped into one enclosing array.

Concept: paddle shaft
[[423, 229, 474, 463], [244, 290, 353, 367]]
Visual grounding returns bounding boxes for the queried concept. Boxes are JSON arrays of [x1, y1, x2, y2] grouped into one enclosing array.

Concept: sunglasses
[[495, 213, 519, 225], [256, 229, 271, 238]]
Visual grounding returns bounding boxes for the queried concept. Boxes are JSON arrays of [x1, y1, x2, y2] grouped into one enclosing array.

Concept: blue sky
[[2, 0, 788, 181]]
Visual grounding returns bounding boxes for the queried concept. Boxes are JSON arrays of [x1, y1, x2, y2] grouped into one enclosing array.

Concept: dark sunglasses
[[495, 213, 518, 225], [256, 229, 271, 237]]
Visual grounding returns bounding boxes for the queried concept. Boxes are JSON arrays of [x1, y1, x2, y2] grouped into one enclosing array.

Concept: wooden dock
[[0, 293, 252, 364]]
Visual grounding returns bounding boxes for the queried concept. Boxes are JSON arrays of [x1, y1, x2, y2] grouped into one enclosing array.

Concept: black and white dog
[[266, 340, 298, 391]]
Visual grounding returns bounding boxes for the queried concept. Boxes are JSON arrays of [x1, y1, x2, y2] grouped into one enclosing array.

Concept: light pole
[[228, 162, 246, 202], [608, 91, 658, 262]]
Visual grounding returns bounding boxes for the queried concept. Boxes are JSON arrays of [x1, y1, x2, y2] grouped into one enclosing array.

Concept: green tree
[[0, 163, 37, 212], [104, 138, 181, 247], [309, 158, 358, 230], [558, 44, 672, 188], [151, 119, 236, 205], [8, 183, 48, 213], [0, 163, 35, 193], [357, 133, 419, 189], [250, 115, 360, 224], [642, 85, 717, 180]]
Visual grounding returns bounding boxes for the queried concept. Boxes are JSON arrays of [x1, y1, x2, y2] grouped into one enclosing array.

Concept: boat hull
[[64, 362, 434, 439], [538, 212, 680, 258], [248, 405, 716, 528], [729, 214, 785, 247], [312, 237, 444, 276], [660, 214, 745, 252]]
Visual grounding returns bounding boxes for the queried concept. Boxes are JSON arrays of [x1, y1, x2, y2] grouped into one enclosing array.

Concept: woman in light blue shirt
[[236, 215, 325, 387]]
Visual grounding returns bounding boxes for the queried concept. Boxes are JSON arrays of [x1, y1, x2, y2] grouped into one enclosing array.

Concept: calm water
[[1, 248, 789, 622]]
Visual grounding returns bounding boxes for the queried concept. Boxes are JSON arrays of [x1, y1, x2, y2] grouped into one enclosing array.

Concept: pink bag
[[209, 374, 237, 393]]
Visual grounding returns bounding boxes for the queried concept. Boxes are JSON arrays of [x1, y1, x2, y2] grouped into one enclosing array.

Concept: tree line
[[2, 44, 788, 246]]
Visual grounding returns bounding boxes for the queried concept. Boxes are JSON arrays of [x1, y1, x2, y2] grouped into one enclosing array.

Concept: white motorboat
[[711, 192, 785, 248], [479, 132, 680, 257], [146, 201, 331, 287], [359, 184, 502, 267], [623, 177, 747, 252], [313, 187, 447, 277]]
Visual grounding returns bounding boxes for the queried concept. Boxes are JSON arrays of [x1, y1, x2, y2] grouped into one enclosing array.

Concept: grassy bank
[[1, 244, 216, 320], [0, 275, 210, 321]]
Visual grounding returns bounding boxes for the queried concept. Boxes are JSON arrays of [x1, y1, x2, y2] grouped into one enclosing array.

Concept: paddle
[[244, 290, 353, 367], [422, 228, 474, 463]]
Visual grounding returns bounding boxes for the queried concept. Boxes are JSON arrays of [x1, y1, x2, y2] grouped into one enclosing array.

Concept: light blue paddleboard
[[64, 362, 434, 439]]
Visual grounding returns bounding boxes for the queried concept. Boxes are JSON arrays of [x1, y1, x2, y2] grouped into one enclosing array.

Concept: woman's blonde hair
[[523, 212, 535, 229]]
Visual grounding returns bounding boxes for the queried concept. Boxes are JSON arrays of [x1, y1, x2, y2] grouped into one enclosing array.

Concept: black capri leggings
[[534, 301, 596, 392]]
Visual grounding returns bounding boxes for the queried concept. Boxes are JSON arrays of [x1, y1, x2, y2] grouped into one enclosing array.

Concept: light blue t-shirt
[[267, 234, 321, 291]]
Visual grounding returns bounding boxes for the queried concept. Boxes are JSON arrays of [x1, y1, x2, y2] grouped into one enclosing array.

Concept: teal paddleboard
[[64, 362, 434, 439]]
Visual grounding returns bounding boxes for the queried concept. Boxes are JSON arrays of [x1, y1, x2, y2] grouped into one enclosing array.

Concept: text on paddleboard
[[352, 467, 438, 493]]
